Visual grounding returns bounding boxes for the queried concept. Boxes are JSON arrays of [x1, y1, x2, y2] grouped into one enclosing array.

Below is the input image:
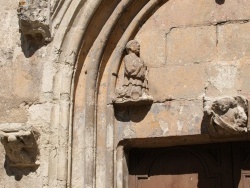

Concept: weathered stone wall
[[116, 0, 250, 141], [0, 0, 250, 187], [0, 0, 50, 187]]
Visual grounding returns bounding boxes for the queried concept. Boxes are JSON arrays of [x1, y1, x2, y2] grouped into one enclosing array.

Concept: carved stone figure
[[113, 40, 153, 105], [0, 126, 39, 168], [204, 96, 248, 136]]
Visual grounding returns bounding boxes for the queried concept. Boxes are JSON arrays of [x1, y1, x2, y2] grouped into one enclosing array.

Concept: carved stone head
[[204, 96, 248, 136], [211, 97, 237, 114], [126, 40, 140, 55]]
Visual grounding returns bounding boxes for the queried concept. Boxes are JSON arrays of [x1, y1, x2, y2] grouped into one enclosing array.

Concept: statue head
[[211, 97, 237, 114], [126, 40, 140, 55]]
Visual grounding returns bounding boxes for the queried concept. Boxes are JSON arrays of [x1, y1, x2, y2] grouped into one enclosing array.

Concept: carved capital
[[17, 0, 52, 42], [0, 124, 39, 168], [204, 96, 248, 137]]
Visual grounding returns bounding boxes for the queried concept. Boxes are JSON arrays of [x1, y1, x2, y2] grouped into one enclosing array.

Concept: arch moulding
[[45, 0, 250, 187]]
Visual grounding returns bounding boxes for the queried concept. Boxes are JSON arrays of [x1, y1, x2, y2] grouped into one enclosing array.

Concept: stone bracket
[[0, 125, 39, 168], [17, 0, 52, 42]]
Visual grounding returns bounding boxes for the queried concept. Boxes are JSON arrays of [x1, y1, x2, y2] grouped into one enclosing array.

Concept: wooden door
[[129, 142, 250, 188], [233, 142, 250, 188]]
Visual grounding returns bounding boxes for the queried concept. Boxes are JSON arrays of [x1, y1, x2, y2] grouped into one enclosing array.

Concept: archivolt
[[48, 0, 167, 187]]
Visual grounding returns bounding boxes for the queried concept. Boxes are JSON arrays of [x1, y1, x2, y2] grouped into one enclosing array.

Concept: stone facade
[[0, 0, 250, 187]]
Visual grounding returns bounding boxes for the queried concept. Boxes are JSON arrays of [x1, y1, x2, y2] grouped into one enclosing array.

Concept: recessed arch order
[[49, 0, 169, 187]]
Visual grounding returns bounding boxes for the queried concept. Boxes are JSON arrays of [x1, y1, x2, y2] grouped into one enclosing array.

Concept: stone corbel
[[204, 96, 248, 137], [17, 0, 52, 42], [0, 124, 39, 168]]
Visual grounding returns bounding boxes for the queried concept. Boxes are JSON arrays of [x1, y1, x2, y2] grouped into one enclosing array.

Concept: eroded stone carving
[[17, 0, 52, 42], [113, 40, 153, 105], [204, 96, 248, 136], [0, 125, 39, 168]]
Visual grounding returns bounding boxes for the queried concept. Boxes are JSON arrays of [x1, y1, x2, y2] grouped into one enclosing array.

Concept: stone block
[[217, 22, 250, 60], [148, 64, 207, 101], [0, 50, 41, 124], [0, 103, 28, 123], [238, 59, 250, 96], [0, 68, 13, 98], [136, 29, 166, 67], [122, 101, 203, 139], [213, 1, 250, 22], [166, 26, 217, 65], [206, 61, 240, 97], [161, 0, 215, 28], [139, 0, 250, 32], [12, 53, 42, 101]]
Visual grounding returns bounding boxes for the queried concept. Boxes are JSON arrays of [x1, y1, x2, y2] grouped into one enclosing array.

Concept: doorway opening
[[128, 141, 250, 188]]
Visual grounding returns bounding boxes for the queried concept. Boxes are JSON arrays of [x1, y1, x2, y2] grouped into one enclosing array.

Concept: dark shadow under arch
[[216, 0, 225, 5], [128, 142, 250, 188]]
